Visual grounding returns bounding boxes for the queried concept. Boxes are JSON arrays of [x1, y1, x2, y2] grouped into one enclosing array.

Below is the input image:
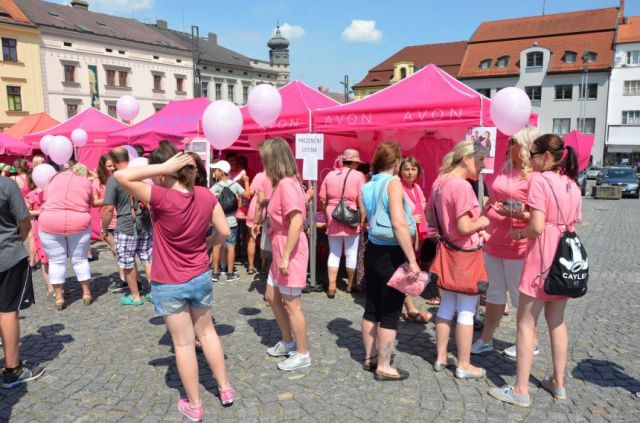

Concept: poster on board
[[467, 126, 497, 174]]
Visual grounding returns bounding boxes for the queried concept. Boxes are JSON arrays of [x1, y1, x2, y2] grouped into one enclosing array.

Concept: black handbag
[[331, 169, 361, 227]]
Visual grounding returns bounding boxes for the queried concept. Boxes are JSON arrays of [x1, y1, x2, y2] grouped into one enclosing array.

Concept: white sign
[[302, 159, 318, 181], [296, 133, 324, 160]]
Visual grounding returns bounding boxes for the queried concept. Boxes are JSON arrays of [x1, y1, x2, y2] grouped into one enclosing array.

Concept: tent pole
[[308, 109, 317, 289]]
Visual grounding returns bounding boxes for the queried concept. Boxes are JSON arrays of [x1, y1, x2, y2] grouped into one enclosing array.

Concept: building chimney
[[70, 0, 89, 9], [619, 0, 626, 24], [156, 19, 168, 30], [208, 32, 217, 44]]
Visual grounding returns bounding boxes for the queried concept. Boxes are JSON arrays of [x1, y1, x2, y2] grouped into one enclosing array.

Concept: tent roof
[[0, 133, 32, 156], [24, 107, 126, 146], [5, 112, 59, 140]]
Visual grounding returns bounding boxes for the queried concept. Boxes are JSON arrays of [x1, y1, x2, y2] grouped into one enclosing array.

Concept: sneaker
[[541, 377, 567, 400], [1, 362, 45, 389], [503, 344, 540, 358], [211, 273, 220, 283], [219, 387, 236, 406], [225, 272, 240, 282], [488, 384, 531, 407], [267, 341, 295, 357], [277, 352, 311, 371], [177, 398, 204, 422], [119, 294, 144, 306], [145, 293, 153, 303], [108, 280, 127, 293], [471, 339, 494, 355]]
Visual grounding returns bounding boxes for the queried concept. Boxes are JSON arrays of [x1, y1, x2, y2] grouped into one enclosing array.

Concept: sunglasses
[[529, 150, 544, 159]]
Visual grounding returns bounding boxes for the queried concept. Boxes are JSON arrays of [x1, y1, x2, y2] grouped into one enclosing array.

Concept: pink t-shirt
[[520, 172, 582, 301], [428, 176, 481, 250], [319, 167, 365, 236], [403, 181, 428, 240], [268, 176, 309, 288], [150, 185, 217, 284], [92, 179, 117, 230], [484, 170, 530, 259], [25, 188, 44, 212], [39, 172, 93, 235], [246, 172, 273, 227]]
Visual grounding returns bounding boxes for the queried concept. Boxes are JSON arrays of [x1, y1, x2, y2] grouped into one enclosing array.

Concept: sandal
[[363, 355, 378, 372], [402, 311, 431, 324], [326, 289, 336, 299], [425, 297, 441, 306], [247, 267, 257, 275], [55, 299, 66, 311], [82, 295, 93, 306]]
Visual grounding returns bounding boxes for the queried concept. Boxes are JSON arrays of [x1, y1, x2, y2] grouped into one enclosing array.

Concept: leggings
[[39, 229, 91, 285], [327, 234, 360, 269], [436, 289, 479, 325]]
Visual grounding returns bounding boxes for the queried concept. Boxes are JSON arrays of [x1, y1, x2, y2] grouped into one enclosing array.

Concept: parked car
[[586, 166, 602, 179], [577, 170, 587, 196], [595, 167, 640, 198]]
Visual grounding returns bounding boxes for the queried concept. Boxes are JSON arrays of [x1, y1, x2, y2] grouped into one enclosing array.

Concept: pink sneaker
[[178, 398, 204, 422], [219, 387, 236, 406]]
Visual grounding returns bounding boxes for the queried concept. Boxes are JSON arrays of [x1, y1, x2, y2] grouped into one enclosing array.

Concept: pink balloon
[[247, 84, 282, 126], [116, 95, 139, 121], [48, 135, 73, 165], [40, 134, 54, 155], [490, 87, 532, 136], [203, 100, 243, 150], [71, 128, 88, 147], [31, 164, 57, 189], [128, 157, 148, 168], [123, 145, 139, 160]]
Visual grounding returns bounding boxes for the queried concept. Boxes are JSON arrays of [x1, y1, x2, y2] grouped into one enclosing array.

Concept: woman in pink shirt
[[114, 144, 234, 421], [319, 148, 366, 298], [246, 171, 271, 274], [25, 184, 51, 297], [260, 137, 311, 372], [39, 169, 94, 310], [472, 125, 539, 357], [10, 158, 30, 198], [427, 140, 490, 379], [490, 134, 582, 407]]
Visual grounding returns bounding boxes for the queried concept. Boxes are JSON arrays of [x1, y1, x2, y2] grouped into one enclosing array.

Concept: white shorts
[[437, 290, 478, 325], [484, 252, 523, 308], [327, 234, 359, 269], [267, 274, 302, 297]]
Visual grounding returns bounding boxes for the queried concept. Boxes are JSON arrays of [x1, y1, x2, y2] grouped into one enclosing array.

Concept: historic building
[[0, 0, 44, 130]]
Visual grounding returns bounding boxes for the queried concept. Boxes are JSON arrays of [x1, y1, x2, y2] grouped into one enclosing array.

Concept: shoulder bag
[[331, 169, 361, 227], [369, 177, 416, 242]]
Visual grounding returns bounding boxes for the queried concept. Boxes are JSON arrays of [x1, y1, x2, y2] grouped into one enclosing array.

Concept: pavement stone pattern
[[1, 192, 639, 422]]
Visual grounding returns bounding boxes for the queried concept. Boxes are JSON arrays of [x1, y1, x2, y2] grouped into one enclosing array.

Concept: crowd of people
[[0, 128, 584, 419]]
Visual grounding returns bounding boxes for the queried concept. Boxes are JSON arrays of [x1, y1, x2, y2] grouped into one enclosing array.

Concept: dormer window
[[479, 59, 491, 70], [583, 51, 597, 63], [496, 56, 509, 68], [563, 51, 577, 64], [526, 52, 543, 68], [400, 67, 407, 79]]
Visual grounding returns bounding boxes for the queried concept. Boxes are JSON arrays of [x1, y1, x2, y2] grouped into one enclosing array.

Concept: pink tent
[[0, 133, 32, 156], [563, 130, 594, 172], [25, 107, 127, 170]]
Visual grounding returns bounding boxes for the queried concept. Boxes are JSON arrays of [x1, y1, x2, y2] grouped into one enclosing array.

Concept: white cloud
[[342, 19, 382, 43], [84, 0, 154, 13], [273, 23, 305, 40]]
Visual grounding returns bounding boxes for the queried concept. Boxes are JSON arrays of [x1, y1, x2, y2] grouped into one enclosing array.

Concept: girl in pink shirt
[[25, 186, 52, 296], [245, 171, 272, 274], [260, 137, 311, 372], [489, 134, 582, 407]]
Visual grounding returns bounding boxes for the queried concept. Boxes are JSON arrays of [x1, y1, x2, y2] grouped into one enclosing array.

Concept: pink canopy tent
[[563, 130, 595, 172], [24, 107, 127, 170], [0, 133, 32, 156]]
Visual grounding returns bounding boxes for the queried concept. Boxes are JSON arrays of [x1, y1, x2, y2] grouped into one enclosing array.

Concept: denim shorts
[[224, 226, 238, 246], [151, 271, 213, 316]]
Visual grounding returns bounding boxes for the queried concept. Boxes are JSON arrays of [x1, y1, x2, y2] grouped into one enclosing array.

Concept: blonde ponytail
[[440, 140, 487, 175]]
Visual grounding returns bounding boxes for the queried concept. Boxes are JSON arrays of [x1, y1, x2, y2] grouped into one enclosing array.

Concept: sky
[[57, 0, 640, 93]]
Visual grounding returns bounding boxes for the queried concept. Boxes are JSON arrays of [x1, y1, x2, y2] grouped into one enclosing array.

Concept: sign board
[[467, 126, 497, 174], [302, 159, 318, 181], [295, 133, 324, 160]]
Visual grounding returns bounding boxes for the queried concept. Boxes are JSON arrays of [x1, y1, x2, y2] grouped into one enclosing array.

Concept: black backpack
[[541, 176, 589, 298], [218, 183, 239, 215]]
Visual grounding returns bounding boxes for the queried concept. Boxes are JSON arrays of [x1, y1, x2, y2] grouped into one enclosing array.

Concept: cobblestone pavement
[[1, 194, 639, 422]]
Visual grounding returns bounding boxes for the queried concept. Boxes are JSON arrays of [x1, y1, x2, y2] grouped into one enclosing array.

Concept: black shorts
[[0, 258, 35, 312]]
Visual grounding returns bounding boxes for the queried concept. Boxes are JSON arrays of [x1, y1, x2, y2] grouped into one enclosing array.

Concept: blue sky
[[59, 0, 639, 93]]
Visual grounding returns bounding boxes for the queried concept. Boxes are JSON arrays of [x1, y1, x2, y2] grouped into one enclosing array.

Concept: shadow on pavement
[[327, 317, 364, 365], [572, 359, 640, 394], [247, 318, 280, 347]]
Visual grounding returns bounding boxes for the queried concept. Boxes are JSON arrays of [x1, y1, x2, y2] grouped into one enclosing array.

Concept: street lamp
[[339, 75, 351, 103]]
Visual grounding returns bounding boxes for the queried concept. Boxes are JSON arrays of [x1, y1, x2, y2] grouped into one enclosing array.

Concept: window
[[526, 52, 543, 67], [476, 88, 491, 98], [105, 48, 112, 53], [552, 118, 571, 135], [2, 38, 17, 61], [626, 51, 640, 65], [623, 80, 640, 96], [66, 103, 78, 118], [525, 86, 541, 101], [153, 55, 159, 60], [563, 51, 577, 64], [227, 85, 234, 102], [176, 77, 184, 92], [400, 67, 407, 79], [496, 56, 509, 68], [555, 84, 573, 100], [107, 104, 117, 118], [583, 51, 597, 63], [64, 65, 75, 83], [479, 59, 491, 69], [578, 83, 597, 100], [215, 83, 222, 100], [201, 82, 208, 97], [153, 74, 162, 90], [118, 50, 125, 55], [242, 86, 249, 104], [622, 110, 640, 125], [6, 86, 22, 111], [106, 69, 115, 86], [63, 42, 72, 47], [577, 118, 596, 134], [118, 71, 128, 87]]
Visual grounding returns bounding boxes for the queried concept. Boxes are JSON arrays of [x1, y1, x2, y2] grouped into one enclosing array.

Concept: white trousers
[[436, 290, 479, 325], [39, 229, 91, 285], [327, 234, 359, 269], [484, 252, 523, 307]]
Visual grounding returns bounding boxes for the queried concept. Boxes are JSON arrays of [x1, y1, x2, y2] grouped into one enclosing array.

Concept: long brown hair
[[532, 134, 579, 181], [371, 142, 402, 174], [149, 143, 195, 189], [260, 137, 298, 187], [97, 153, 113, 185]]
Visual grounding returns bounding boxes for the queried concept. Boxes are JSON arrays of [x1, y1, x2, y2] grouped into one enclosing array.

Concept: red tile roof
[[0, 0, 33, 26], [459, 7, 618, 78], [618, 16, 640, 44], [353, 41, 467, 88]]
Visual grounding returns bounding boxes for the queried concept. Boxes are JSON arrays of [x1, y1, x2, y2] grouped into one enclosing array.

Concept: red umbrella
[[563, 130, 594, 172]]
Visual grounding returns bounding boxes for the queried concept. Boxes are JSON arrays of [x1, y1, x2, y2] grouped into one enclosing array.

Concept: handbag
[[428, 184, 488, 295], [331, 169, 361, 227], [369, 176, 416, 242], [387, 263, 435, 297]]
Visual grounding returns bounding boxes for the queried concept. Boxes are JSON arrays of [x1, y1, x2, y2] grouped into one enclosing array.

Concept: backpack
[[541, 176, 589, 298], [218, 183, 239, 214]]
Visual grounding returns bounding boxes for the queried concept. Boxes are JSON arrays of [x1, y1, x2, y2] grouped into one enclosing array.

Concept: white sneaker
[[503, 344, 540, 358], [471, 339, 494, 355], [266, 341, 295, 357], [277, 352, 311, 371]]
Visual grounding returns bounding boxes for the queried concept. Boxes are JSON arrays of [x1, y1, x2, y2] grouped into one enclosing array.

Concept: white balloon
[[40, 134, 54, 155], [202, 101, 243, 150], [116, 95, 140, 121], [247, 84, 282, 126], [48, 135, 73, 165], [71, 128, 88, 147], [123, 145, 139, 160]]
